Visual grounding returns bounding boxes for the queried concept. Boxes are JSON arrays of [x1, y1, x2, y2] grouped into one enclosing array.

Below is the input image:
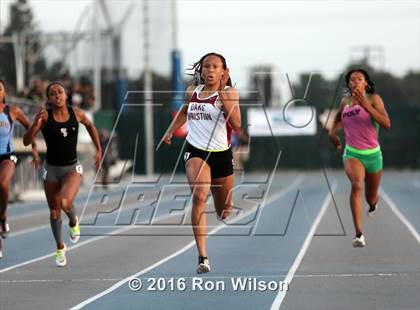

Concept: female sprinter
[[0, 79, 40, 258], [329, 69, 391, 247], [23, 82, 101, 266], [162, 52, 243, 273]]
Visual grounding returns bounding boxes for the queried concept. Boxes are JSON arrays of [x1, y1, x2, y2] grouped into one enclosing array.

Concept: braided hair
[[189, 52, 232, 86]]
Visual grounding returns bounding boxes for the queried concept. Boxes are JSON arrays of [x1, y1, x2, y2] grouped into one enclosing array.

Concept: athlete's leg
[[60, 172, 81, 227], [0, 160, 15, 237], [0, 160, 15, 222], [44, 180, 65, 250], [186, 158, 211, 258], [211, 174, 234, 220], [365, 170, 382, 207], [102, 164, 110, 189], [344, 158, 365, 237]]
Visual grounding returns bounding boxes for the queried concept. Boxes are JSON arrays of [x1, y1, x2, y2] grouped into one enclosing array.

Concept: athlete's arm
[[12, 107, 41, 169], [370, 95, 391, 129], [74, 108, 102, 171], [11, 106, 30, 129], [161, 85, 194, 145], [23, 107, 48, 146], [328, 98, 345, 152], [219, 87, 241, 133], [218, 68, 242, 133], [354, 90, 391, 129]]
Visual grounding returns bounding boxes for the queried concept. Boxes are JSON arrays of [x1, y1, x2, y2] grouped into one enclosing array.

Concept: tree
[[293, 73, 337, 110], [401, 71, 420, 106]]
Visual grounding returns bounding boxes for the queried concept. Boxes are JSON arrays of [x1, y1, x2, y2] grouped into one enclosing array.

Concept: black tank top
[[42, 107, 79, 166]]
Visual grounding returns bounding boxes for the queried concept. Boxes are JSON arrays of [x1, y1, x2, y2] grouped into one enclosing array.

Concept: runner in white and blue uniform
[[0, 79, 40, 259]]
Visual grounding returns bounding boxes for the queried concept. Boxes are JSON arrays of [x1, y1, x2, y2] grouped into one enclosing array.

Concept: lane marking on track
[[1, 175, 303, 277], [380, 188, 420, 243], [8, 194, 165, 238], [1, 272, 415, 284], [0, 278, 123, 284], [1, 192, 199, 273], [70, 175, 305, 310], [270, 183, 337, 310], [8, 224, 50, 238]]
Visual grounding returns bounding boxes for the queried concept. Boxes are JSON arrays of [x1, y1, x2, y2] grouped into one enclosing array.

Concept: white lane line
[[380, 188, 420, 243], [1, 195, 193, 273], [7, 184, 198, 237], [9, 191, 126, 221], [0, 278, 122, 284], [8, 196, 154, 238], [70, 175, 305, 310], [9, 209, 48, 221], [0, 225, 132, 274], [270, 183, 337, 310], [2, 272, 413, 284], [9, 224, 50, 238], [294, 272, 414, 278], [1, 175, 303, 276]]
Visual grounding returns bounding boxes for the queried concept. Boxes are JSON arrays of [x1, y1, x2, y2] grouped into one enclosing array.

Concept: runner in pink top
[[341, 101, 380, 150], [329, 69, 391, 247]]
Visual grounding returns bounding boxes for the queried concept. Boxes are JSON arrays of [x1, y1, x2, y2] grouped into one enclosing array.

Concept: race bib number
[[9, 155, 18, 164], [75, 164, 83, 175], [42, 167, 47, 180]]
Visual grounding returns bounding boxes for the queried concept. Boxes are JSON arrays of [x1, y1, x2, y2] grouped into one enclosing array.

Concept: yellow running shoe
[[69, 216, 80, 244], [55, 244, 67, 267]]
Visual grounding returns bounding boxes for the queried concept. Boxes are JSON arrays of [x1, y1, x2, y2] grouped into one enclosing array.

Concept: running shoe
[[0, 249, 3, 259], [352, 234, 366, 247], [217, 205, 234, 221], [196, 256, 211, 274], [69, 216, 80, 243], [0, 219, 10, 239], [55, 244, 67, 267], [368, 203, 378, 217]]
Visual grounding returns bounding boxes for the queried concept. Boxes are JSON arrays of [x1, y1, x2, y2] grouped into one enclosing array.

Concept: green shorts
[[343, 145, 383, 173]]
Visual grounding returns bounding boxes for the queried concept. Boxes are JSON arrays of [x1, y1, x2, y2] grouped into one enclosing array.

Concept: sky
[[0, 0, 419, 88]]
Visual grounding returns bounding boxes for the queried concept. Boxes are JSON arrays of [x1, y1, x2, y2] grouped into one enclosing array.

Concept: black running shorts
[[0, 153, 18, 165], [184, 142, 233, 179]]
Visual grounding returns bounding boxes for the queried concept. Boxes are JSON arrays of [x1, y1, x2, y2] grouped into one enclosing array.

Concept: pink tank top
[[341, 99, 379, 150]]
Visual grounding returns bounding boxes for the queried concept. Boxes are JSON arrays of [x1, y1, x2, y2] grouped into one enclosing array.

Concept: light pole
[[93, 0, 102, 111], [143, 0, 154, 176]]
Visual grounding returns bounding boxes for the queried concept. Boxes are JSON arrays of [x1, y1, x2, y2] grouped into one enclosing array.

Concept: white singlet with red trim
[[186, 85, 233, 151]]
